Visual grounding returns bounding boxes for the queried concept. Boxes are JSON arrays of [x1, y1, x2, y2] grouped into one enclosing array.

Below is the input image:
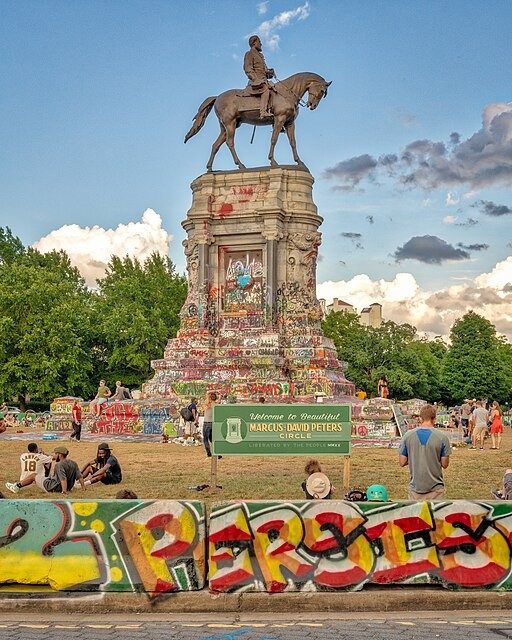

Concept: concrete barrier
[[2, 499, 512, 601], [208, 500, 512, 592], [0, 499, 206, 597]]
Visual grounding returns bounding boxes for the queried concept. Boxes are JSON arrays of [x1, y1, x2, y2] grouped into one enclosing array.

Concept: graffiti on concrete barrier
[[0, 500, 205, 597], [208, 500, 512, 592]]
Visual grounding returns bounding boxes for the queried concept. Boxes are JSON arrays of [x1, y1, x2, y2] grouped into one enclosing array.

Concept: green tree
[[441, 311, 510, 404], [95, 254, 187, 388], [408, 339, 447, 402], [323, 312, 448, 401], [0, 227, 24, 265], [0, 248, 95, 407]]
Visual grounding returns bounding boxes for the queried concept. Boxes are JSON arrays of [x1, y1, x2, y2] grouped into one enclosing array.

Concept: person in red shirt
[[70, 400, 82, 442]]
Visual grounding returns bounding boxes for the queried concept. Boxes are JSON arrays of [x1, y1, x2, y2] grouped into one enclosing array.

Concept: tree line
[[0, 227, 186, 409], [1, 225, 510, 409], [322, 309, 512, 406]]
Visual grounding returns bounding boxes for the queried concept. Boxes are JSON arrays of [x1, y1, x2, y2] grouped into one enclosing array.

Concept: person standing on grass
[[184, 397, 199, 443], [489, 401, 504, 450], [460, 400, 472, 436], [399, 404, 451, 501], [470, 400, 489, 449], [70, 399, 82, 441], [203, 391, 221, 459]]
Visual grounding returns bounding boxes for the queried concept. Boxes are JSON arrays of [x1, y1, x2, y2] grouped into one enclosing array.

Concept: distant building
[[325, 298, 355, 315], [320, 298, 383, 328], [359, 303, 382, 328]]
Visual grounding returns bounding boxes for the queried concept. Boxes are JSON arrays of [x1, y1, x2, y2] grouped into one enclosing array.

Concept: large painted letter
[[208, 505, 256, 592], [365, 502, 440, 583], [250, 506, 313, 592], [302, 502, 374, 589], [432, 501, 510, 587], [0, 501, 103, 591], [119, 501, 205, 594]]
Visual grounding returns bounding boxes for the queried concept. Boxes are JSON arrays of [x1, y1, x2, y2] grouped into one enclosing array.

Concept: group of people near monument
[[457, 398, 504, 450], [5, 442, 122, 495]]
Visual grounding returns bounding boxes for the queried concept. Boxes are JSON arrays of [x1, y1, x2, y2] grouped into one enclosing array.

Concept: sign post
[[212, 403, 352, 490]]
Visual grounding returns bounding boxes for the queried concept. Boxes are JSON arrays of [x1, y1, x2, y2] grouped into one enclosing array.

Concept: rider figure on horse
[[243, 35, 275, 119]]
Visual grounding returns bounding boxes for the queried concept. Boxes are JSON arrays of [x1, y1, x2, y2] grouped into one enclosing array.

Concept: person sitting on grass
[[5, 443, 53, 494], [492, 469, 512, 500], [301, 459, 333, 499], [81, 443, 122, 487]]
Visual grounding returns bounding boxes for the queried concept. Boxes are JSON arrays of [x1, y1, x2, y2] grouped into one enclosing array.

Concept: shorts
[[408, 487, 445, 501], [473, 425, 487, 437], [184, 420, 197, 437], [461, 418, 469, 428], [42, 478, 60, 493], [101, 471, 121, 485]]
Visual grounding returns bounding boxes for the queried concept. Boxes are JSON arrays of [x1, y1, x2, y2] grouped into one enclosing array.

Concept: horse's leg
[[268, 115, 286, 167], [224, 119, 245, 170], [284, 121, 306, 168], [206, 123, 227, 172]]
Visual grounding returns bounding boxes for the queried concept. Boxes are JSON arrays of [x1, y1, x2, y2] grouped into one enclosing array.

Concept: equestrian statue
[[184, 35, 331, 171]]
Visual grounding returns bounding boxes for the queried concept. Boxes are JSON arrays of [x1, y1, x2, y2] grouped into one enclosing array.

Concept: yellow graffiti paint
[[0, 550, 101, 591], [91, 519, 105, 533], [110, 567, 123, 582], [73, 503, 98, 517]]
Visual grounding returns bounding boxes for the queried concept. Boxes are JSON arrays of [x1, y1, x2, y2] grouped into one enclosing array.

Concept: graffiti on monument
[[222, 249, 264, 313], [208, 500, 512, 592], [0, 500, 206, 597], [88, 402, 142, 435]]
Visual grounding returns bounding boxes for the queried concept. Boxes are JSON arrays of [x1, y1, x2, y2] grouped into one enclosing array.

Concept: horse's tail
[[184, 96, 217, 143]]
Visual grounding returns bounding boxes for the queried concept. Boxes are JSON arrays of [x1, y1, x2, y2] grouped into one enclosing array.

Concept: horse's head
[[307, 80, 332, 110]]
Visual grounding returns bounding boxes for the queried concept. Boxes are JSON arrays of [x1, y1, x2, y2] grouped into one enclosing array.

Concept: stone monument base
[[143, 167, 355, 405]]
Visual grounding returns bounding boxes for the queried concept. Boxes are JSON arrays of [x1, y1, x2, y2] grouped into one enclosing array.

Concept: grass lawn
[[1, 431, 510, 505]]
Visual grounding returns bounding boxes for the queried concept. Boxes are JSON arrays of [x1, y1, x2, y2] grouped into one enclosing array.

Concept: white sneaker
[[5, 482, 19, 494]]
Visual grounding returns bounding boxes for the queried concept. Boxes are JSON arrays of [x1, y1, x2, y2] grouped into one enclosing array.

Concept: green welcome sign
[[212, 404, 351, 456]]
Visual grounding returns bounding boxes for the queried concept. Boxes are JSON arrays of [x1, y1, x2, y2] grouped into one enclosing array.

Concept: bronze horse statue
[[184, 72, 331, 171]]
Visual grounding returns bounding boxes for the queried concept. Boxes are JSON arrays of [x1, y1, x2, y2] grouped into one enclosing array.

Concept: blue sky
[[1, 0, 512, 336]]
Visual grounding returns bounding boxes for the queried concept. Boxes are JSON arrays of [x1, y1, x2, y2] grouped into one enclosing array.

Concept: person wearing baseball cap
[[81, 442, 122, 487], [42, 446, 85, 494]]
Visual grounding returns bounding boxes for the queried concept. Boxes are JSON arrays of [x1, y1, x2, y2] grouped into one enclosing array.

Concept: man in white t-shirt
[[5, 443, 53, 493]]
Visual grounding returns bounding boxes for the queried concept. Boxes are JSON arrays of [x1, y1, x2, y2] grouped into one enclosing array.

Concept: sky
[[1, 0, 512, 338]]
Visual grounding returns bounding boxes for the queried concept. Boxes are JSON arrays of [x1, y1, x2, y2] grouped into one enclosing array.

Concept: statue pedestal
[[143, 166, 355, 402]]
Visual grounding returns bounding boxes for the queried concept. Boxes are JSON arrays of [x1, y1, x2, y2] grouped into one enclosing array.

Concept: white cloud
[[256, 1, 310, 51], [445, 192, 460, 206], [33, 209, 173, 286], [443, 215, 458, 225], [318, 255, 512, 340], [257, 1, 269, 15]]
